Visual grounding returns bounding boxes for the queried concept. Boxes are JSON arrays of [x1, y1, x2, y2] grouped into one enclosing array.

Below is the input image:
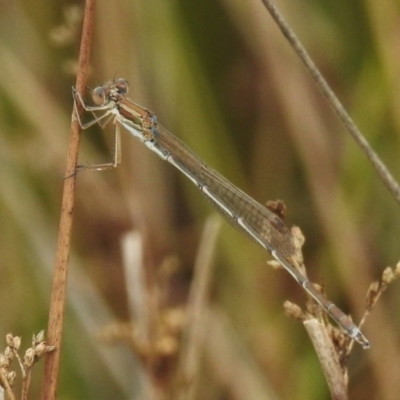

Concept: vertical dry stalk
[[304, 319, 348, 400], [40, 1, 96, 399], [177, 216, 221, 399]]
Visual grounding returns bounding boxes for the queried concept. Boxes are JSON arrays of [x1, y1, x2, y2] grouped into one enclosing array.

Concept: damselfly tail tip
[[352, 328, 370, 349]]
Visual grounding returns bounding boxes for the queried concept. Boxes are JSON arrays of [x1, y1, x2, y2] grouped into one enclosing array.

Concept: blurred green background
[[1, 0, 400, 399]]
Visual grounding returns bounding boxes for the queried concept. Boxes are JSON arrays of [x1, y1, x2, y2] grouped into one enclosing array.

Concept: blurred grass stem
[[177, 216, 221, 399], [260, 0, 400, 204]]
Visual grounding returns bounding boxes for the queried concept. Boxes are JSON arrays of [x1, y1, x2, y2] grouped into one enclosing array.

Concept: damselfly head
[[91, 78, 129, 105]]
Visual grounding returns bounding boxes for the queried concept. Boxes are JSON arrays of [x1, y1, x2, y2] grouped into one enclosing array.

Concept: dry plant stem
[[21, 369, 32, 400], [304, 320, 348, 400], [122, 232, 152, 348], [177, 216, 221, 400], [121, 232, 157, 398], [260, 0, 400, 204], [0, 369, 15, 400], [347, 265, 400, 354], [41, 1, 96, 399]]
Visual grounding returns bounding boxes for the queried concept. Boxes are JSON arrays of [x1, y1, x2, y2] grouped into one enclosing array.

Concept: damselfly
[[72, 78, 369, 349]]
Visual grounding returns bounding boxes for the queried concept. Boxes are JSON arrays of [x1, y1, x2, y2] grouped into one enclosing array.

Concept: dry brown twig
[[41, 1, 97, 399]]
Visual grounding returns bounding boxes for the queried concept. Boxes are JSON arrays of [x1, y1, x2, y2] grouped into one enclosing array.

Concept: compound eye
[[92, 86, 106, 105], [114, 78, 129, 95]]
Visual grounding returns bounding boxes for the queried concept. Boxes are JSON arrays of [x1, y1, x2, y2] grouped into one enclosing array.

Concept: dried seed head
[[35, 330, 45, 344], [45, 345, 56, 353], [4, 347, 14, 361], [0, 353, 9, 368], [366, 281, 380, 309], [291, 226, 305, 248], [34, 342, 48, 358], [265, 199, 287, 219], [6, 334, 14, 348], [382, 267, 394, 285], [23, 348, 36, 368], [12, 336, 21, 351], [7, 371, 16, 387], [284, 301, 304, 320]]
